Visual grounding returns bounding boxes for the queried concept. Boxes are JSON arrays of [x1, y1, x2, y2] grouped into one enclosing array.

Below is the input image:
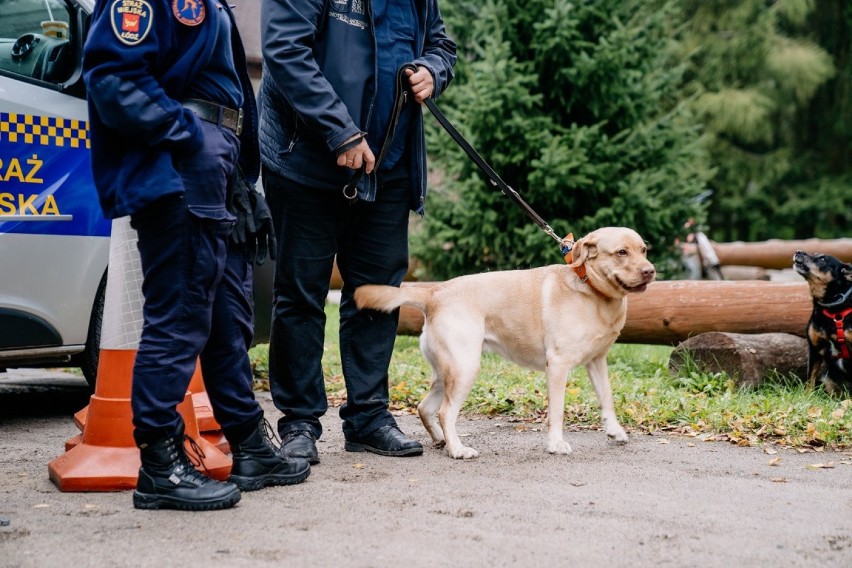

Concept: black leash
[[344, 64, 564, 249], [420, 87, 563, 245]]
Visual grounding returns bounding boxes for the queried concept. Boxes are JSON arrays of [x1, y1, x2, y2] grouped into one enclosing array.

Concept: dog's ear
[[568, 234, 598, 267], [843, 263, 852, 282]]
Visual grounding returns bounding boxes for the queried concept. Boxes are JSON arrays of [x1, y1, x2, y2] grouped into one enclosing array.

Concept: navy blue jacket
[[84, 0, 259, 219], [259, 0, 456, 213]]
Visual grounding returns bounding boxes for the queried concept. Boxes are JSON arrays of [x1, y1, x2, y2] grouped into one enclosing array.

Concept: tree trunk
[[711, 238, 852, 270], [668, 332, 809, 387], [397, 281, 813, 345]]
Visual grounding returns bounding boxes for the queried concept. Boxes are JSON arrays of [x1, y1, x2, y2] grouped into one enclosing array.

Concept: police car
[[0, 0, 272, 387]]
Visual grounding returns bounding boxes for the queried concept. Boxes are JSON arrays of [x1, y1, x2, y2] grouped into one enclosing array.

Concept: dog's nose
[[642, 266, 656, 279]]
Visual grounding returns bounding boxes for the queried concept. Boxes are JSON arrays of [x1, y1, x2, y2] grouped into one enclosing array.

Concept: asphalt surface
[[1, 368, 851, 568]]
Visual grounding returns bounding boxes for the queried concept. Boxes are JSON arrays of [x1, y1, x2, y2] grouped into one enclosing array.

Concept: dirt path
[[1, 382, 851, 567]]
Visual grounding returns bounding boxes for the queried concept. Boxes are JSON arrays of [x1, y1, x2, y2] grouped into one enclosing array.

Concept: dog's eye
[[617, 249, 628, 256]]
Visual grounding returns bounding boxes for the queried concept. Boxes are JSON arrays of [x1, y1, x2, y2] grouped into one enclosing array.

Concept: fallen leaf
[[687, 443, 695, 447], [33, 504, 49, 509], [763, 448, 778, 455], [806, 462, 835, 469], [657, 439, 670, 445], [770, 477, 787, 483], [353, 463, 366, 469], [768, 457, 781, 466]]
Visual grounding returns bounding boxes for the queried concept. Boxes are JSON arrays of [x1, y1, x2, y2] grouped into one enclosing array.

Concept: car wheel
[[73, 270, 106, 389]]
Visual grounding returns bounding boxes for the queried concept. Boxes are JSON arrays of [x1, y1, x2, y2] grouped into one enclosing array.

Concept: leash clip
[[560, 233, 575, 263]]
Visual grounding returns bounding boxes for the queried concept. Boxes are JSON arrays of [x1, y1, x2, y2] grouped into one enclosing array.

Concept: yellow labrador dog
[[354, 227, 655, 459]]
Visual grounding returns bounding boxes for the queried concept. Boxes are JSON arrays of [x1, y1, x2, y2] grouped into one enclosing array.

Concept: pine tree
[[414, 0, 712, 279], [678, 0, 846, 240]]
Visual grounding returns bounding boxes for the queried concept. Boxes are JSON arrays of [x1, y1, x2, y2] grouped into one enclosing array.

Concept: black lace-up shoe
[[344, 424, 423, 457], [279, 430, 320, 465], [133, 428, 241, 511], [228, 420, 311, 491]]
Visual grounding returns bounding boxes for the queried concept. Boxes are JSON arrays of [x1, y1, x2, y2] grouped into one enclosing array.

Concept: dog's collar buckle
[[822, 306, 852, 359]]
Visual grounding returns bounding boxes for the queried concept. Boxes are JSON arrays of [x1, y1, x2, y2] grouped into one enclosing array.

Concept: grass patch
[[250, 304, 852, 450]]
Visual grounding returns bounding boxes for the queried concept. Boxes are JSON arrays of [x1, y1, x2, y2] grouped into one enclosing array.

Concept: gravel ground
[[1, 370, 851, 568]]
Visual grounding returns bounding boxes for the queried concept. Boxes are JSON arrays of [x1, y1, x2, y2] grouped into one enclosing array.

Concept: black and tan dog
[[793, 250, 852, 393]]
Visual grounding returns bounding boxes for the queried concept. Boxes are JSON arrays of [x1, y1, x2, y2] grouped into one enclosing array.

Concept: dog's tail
[[354, 284, 431, 313]]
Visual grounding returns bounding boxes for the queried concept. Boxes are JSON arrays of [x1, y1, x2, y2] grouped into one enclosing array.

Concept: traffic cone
[[189, 365, 230, 454], [48, 217, 231, 491], [67, 361, 228, 454]]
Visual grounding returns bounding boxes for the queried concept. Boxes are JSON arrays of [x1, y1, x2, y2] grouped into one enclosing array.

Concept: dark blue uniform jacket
[[83, 0, 259, 219], [259, 0, 456, 214]]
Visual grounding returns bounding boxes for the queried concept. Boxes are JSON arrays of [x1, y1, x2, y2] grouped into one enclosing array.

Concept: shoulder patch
[[172, 0, 206, 26], [110, 0, 154, 46]]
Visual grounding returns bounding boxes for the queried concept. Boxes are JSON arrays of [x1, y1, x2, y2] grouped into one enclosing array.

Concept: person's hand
[[336, 135, 376, 174], [405, 66, 434, 103]]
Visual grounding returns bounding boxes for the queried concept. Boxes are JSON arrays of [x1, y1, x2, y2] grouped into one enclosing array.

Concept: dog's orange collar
[[822, 306, 852, 359], [561, 233, 606, 298]]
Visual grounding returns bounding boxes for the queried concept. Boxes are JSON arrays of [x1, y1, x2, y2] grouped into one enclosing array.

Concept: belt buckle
[[235, 107, 244, 136]]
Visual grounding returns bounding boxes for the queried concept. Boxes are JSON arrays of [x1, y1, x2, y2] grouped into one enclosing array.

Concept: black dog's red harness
[[822, 306, 852, 359]]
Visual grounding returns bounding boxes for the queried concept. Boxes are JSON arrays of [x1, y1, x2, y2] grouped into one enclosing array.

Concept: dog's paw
[[447, 446, 479, 459], [547, 439, 573, 455], [606, 425, 629, 444]]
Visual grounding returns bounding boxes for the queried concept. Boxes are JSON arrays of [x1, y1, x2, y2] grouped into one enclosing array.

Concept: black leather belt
[[181, 98, 243, 136]]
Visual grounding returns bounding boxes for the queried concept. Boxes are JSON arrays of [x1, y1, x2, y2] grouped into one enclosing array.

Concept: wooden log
[[711, 238, 852, 270], [668, 332, 808, 387], [397, 280, 813, 345], [620, 281, 811, 344]]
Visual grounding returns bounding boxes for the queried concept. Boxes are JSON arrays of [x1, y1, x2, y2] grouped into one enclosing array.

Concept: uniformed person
[[83, 0, 310, 511]]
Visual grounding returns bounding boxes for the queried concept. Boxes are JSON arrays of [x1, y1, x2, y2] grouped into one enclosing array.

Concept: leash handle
[[343, 64, 417, 199], [422, 97, 563, 245]]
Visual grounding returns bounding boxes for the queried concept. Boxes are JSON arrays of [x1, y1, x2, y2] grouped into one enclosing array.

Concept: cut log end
[[668, 332, 808, 388]]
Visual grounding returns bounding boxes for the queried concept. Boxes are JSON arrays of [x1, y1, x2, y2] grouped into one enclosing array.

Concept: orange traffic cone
[[48, 217, 231, 491], [67, 360, 228, 454], [189, 365, 230, 454]]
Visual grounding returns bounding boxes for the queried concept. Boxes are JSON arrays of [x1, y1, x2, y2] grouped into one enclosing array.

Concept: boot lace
[[182, 434, 214, 481], [260, 418, 282, 452]]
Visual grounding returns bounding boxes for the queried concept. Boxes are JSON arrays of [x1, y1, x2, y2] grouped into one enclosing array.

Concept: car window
[[0, 0, 75, 84]]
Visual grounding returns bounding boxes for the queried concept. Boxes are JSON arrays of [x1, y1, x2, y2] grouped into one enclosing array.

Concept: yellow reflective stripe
[[0, 113, 90, 149]]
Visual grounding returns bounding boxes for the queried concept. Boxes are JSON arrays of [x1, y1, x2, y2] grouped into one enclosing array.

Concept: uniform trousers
[[129, 121, 261, 445]]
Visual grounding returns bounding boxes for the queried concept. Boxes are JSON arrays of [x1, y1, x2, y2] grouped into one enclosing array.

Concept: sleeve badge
[[110, 0, 154, 46], [172, 0, 206, 26]]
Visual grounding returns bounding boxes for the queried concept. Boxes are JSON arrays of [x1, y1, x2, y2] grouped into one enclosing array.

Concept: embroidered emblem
[[172, 0, 206, 26], [109, 0, 153, 46]]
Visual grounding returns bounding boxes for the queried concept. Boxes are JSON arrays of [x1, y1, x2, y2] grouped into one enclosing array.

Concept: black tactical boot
[[228, 419, 311, 492], [133, 428, 241, 512]]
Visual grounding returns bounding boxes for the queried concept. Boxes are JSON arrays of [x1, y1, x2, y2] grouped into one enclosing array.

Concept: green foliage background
[[414, 0, 713, 280], [412, 0, 850, 280], [679, 0, 851, 241]]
